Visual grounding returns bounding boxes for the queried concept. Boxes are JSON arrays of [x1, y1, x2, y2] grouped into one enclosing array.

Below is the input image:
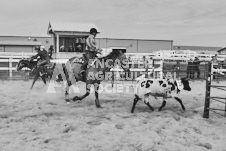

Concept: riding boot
[[39, 66, 45, 77]]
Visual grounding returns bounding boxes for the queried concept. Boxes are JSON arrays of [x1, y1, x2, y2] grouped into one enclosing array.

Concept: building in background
[[0, 41, 41, 53], [47, 21, 100, 53], [217, 47, 226, 55], [0, 21, 223, 55], [173, 45, 222, 54], [96, 38, 173, 53], [0, 34, 51, 52]]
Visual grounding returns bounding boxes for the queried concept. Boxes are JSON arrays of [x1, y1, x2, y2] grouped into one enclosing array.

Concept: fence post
[[225, 98, 226, 117], [211, 63, 213, 80], [159, 59, 163, 79], [203, 62, 211, 118], [8, 58, 13, 78]]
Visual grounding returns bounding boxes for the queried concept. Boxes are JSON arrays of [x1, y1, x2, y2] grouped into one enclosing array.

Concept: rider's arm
[[31, 52, 40, 59]]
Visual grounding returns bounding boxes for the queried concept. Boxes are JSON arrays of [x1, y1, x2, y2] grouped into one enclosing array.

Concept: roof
[[217, 47, 226, 52], [47, 21, 100, 34], [0, 32, 51, 38], [0, 41, 42, 46]]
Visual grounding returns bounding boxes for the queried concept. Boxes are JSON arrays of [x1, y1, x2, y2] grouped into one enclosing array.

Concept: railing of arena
[[0, 51, 226, 80], [203, 62, 226, 118]]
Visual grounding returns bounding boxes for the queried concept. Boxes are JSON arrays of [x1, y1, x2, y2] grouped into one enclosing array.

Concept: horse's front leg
[[41, 76, 46, 85], [30, 73, 39, 90], [65, 82, 71, 104], [94, 83, 101, 108], [73, 84, 91, 101], [65, 74, 76, 104]]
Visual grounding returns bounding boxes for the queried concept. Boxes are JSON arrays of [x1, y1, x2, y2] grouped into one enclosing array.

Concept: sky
[[0, 0, 226, 47]]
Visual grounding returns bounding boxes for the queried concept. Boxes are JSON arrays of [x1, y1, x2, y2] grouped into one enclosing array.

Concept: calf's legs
[[158, 100, 166, 111], [174, 97, 186, 111], [144, 102, 154, 111], [158, 97, 185, 111], [131, 94, 154, 113], [132, 95, 186, 113], [131, 95, 139, 113]]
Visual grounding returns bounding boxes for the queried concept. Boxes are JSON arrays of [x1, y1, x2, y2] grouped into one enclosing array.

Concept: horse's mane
[[18, 58, 28, 63], [99, 50, 121, 61], [19, 58, 37, 64]]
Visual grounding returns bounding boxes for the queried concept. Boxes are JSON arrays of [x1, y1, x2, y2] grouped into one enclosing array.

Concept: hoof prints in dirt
[[87, 120, 102, 126], [22, 111, 63, 120], [115, 124, 124, 129]]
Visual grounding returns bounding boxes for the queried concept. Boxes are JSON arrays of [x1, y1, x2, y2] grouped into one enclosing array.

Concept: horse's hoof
[[96, 105, 102, 108], [73, 96, 80, 101], [65, 99, 70, 104]]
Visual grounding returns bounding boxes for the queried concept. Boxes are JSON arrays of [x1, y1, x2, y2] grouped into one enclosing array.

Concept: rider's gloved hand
[[96, 48, 102, 54]]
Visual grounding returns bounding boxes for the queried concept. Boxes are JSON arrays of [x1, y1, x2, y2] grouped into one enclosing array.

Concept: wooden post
[[224, 97, 226, 117], [151, 59, 154, 79], [153, 59, 155, 79], [177, 61, 180, 78], [52, 34, 56, 59], [203, 62, 211, 118], [211, 63, 213, 80], [217, 63, 220, 84], [56, 34, 59, 53], [8, 58, 12, 78], [159, 60, 163, 79], [145, 58, 148, 78]]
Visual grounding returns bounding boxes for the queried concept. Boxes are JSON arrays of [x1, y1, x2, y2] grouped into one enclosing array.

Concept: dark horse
[[15, 58, 63, 89], [63, 50, 130, 107]]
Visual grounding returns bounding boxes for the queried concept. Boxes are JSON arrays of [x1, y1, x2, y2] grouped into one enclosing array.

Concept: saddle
[[72, 54, 97, 66]]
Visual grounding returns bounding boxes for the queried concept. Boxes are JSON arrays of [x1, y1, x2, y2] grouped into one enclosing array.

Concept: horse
[[15, 58, 64, 89], [15, 58, 47, 84], [63, 50, 130, 108]]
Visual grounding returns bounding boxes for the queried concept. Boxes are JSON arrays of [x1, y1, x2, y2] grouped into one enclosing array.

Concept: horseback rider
[[30, 45, 50, 76], [79, 28, 101, 76]]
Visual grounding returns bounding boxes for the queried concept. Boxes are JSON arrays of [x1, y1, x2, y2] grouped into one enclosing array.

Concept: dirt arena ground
[[0, 80, 226, 151]]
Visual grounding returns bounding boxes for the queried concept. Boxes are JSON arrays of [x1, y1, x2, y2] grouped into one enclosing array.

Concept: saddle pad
[[72, 57, 84, 64]]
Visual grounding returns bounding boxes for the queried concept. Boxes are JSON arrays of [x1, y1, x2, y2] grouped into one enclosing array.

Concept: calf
[[131, 78, 191, 113]]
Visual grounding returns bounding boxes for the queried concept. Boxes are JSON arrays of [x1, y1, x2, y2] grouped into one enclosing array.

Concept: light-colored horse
[[63, 50, 130, 108]]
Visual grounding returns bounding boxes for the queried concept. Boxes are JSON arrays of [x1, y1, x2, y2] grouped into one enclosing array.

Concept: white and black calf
[[131, 78, 191, 113]]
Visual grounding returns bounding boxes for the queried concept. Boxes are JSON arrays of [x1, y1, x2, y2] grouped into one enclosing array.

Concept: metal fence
[[203, 62, 226, 118]]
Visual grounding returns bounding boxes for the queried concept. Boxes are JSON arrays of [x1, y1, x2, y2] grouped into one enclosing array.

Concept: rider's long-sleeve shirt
[[85, 35, 97, 51], [31, 50, 50, 61]]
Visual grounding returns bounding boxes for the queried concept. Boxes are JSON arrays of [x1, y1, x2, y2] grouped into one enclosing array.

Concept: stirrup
[[40, 72, 46, 77]]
